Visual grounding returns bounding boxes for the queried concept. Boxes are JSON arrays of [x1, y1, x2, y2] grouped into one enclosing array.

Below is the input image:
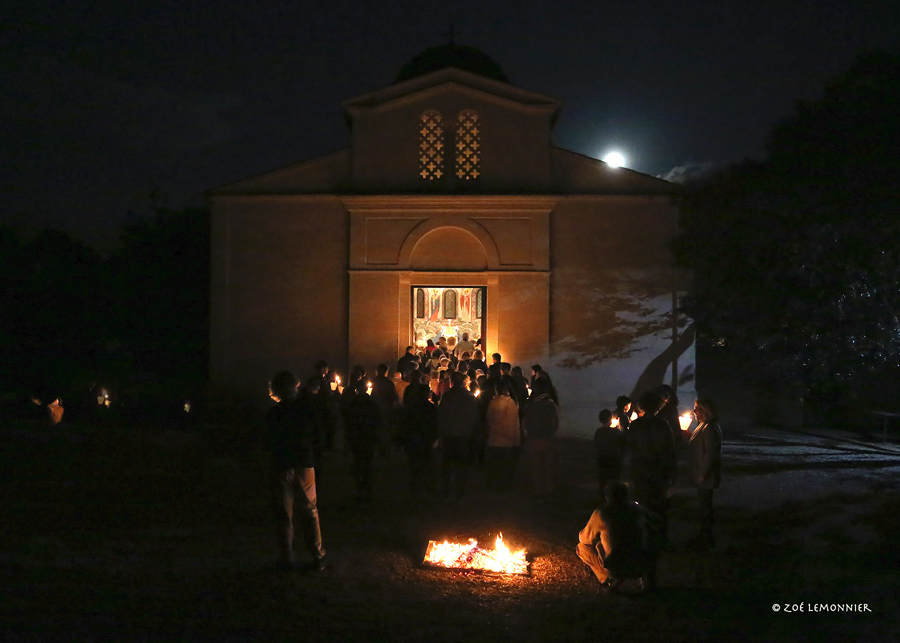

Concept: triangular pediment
[[343, 67, 560, 119], [551, 148, 678, 195]]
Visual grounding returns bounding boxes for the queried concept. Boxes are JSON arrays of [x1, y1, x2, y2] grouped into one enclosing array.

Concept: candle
[[611, 416, 620, 429], [366, 382, 373, 395], [678, 412, 693, 432]]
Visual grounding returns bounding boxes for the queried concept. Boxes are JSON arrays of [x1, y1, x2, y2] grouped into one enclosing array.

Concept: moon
[[603, 151, 625, 168]]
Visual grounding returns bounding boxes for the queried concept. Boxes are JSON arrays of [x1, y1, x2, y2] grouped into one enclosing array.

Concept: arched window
[[455, 110, 480, 180], [415, 288, 426, 319], [419, 110, 444, 180], [443, 289, 458, 319]]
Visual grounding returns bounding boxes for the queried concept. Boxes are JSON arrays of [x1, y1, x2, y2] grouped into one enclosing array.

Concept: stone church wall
[[209, 197, 350, 398], [546, 196, 695, 437]]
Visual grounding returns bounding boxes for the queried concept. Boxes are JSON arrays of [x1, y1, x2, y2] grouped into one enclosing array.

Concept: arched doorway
[[411, 286, 486, 353]]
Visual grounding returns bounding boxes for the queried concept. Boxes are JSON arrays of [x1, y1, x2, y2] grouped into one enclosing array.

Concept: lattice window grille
[[443, 289, 458, 319], [455, 110, 481, 180], [419, 111, 445, 180], [415, 288, 426, 319]]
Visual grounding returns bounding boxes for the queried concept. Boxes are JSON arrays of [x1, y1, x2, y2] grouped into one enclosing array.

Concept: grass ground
[[1, 419, 897, 642]]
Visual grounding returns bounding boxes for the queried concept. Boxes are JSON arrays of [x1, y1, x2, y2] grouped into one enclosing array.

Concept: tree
[[107, 206, 210, 391], [0, 226, 106, 395], [677, 52, 900, 414]]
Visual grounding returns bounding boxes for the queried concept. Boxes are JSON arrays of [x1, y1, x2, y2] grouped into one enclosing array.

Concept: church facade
[[208, 45, 694, 436]]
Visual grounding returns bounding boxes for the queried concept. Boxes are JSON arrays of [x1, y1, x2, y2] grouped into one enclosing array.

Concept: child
[[593, 409, 625, 495]]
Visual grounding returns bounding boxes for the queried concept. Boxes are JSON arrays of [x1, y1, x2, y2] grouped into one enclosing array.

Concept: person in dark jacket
[[308, 360, 339, 452], [656, 384, 683, 447], [593, 409, 625, 494], [265, 370, 326, 571], [627, 390, 676, 546], [397, 346, 418, 375], [437, 370, 481, 501], [577, 481, 663, 591], [689, 397, 723, 548], [398, 380, 439, 497], [343, 380, 384, 504], [522, 377, 559, 501], [371, 363, 400, 456]]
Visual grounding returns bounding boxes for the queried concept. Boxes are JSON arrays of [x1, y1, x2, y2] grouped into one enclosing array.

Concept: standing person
[[656, 385, 682, 446], [436, 362, 454, 399], [510, 366, 530, 414], [371, 363, 399, 456], [397, 346, 417, 374], [398, 380, 438, 497], [343, 380, 383, 505], [627, 390, 677, 547], [593, 409, 625, 494], [689, 398, 722, 549], [437, 370, 481, 502], [530, 365, 559, 404], [264, 370, 326, 572], [309, 360, 338, 452], [484, 380, 521, 491], [393, 369, 410, 405], [522, 377, 559, 501], [455, 332, 476, 358], [469, 350, 488, 375], [612, 395, 633, 433]]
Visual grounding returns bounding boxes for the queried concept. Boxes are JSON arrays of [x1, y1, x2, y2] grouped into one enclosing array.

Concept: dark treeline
[[676, 51, 900, 424], [0, 206, 209, 424]]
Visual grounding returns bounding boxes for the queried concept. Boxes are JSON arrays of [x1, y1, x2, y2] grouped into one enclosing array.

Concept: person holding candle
[[522, 377, 559, 502], [612, 395, 633, 433], [593, 409, 625, 495], [656, 384, 682, 446], [265, 370, 327, 572], [689, 398, 722, 549], [627, 390, 677, 547], [344, 378, 384, 505]]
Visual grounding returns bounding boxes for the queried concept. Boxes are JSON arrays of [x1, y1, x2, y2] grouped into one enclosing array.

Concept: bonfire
[[423, 533, 529, 575]]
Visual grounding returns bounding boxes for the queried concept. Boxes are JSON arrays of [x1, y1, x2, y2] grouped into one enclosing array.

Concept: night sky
[[4, 0, 898, 250]]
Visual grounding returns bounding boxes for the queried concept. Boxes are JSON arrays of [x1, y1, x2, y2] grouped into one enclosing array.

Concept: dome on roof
[[395, 44, 510, 84]]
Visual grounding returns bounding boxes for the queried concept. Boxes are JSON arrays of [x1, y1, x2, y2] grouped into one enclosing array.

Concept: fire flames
[[423, 533, 528, 575]]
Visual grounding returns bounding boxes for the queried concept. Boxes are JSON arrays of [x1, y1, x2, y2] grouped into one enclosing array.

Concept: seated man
[[576, 481, 663, 591]]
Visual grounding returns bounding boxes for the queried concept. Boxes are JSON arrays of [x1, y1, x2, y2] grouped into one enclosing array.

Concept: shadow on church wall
[[551, 268, 691, 370]]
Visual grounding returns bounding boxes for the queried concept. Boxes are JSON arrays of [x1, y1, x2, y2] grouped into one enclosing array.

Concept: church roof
[[394, 43, 510, 84]]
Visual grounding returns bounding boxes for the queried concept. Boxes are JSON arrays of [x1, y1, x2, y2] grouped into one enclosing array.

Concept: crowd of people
[[582, 387, 722, 591], [262, 342, 723, 592]]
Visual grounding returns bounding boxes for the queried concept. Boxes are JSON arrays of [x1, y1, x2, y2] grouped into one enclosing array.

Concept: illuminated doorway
[[412, 286, 485, 352]]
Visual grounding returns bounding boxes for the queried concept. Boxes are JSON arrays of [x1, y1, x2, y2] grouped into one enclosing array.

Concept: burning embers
[[423, 534, 529, 575]]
